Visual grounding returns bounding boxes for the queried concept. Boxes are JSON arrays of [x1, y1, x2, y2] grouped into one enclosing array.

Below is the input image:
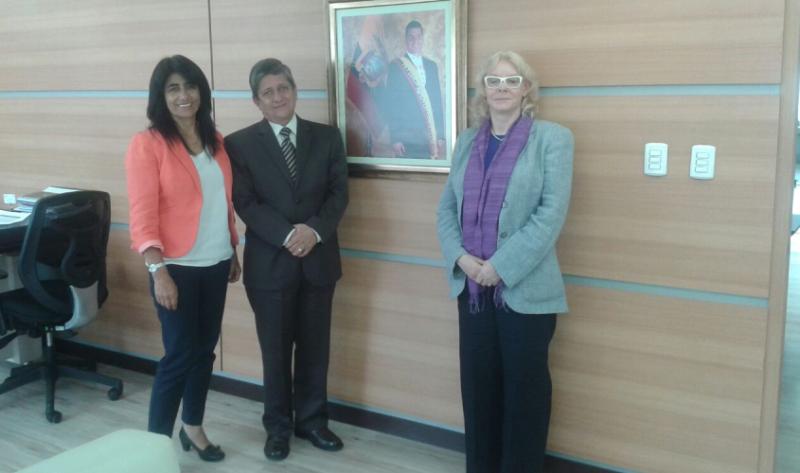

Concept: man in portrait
[[383, 19, 445, 159]]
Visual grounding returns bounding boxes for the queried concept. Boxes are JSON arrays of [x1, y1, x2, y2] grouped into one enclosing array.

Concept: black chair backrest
[[17, 191, 110, 317]]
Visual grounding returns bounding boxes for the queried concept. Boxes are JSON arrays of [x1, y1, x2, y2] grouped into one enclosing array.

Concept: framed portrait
[[328, 0, 466, 173]]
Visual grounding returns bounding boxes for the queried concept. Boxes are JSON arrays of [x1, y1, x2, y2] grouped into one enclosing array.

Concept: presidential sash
[[397, 56, 438, 158]]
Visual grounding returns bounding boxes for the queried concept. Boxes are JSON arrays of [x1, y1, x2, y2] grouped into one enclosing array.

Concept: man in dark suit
[[224, 58, 349, 462], [383, 20, 444, 158]]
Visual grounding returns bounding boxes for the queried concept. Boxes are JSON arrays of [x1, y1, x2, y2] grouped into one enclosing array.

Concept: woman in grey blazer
[[436, 51, 574, 473]]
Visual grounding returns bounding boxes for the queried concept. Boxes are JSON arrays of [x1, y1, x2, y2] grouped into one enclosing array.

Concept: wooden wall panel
[[545, 95, 779, 298], [77, 229, 245, 372], [0, 0, 212, 90], [0, 97, 327, 227], [220, 256, 463, 427], [1, 0, 791, 470], [469, 0, 784, 87], [549, 285, 766, 473], [341, 176, 445, 260], [321, 95, 778, 299], [0, 99, 146, 222], [210, 0, 327, 91], [761, 1, 800, 470], [215, 281, 260, 381], [76, 229, 164, 359]]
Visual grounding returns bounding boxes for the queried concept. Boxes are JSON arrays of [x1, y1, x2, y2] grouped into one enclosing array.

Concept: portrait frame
[[328, 0, 466, 173]]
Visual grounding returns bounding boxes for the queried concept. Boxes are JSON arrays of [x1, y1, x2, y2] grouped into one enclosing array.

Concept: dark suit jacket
[[224, 117, 349, 290], [383, 54, 444, 157]]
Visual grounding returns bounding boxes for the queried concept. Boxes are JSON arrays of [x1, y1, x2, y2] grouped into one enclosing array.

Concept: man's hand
[[392, 142, 406, 156], [457, 254, 485, 281], [285, 224, 318, 258]]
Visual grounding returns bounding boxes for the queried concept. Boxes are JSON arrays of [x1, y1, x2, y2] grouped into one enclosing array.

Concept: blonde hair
[[470, 51, 539, 124]]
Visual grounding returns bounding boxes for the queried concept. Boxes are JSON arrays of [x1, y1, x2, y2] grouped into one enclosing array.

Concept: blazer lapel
[[255, 119, 294, 184], [172, 141, 201, 193]]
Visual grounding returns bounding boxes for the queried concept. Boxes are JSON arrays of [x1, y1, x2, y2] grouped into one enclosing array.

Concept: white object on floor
[[16, 429, 179, 473]]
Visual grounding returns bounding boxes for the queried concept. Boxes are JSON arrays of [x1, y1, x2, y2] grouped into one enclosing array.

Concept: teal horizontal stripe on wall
[[339, 248, 768, 308], [0, 91, 149, 99], [0, 84, 779, 101], [105, 225, 769, 309], [0, 90, 327, 100], [340, 248, 447, 268], [212, 90, 328, 100], [563, 275, 768, 308], [539, 84, 780, 97], [467, 84, 779, 98]]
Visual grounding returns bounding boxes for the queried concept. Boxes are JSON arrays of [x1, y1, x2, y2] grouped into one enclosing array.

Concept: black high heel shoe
[[179, 427, 226, 462]]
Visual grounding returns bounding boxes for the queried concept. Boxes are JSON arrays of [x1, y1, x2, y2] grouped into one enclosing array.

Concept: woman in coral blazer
[[125, 55, 240, 462]]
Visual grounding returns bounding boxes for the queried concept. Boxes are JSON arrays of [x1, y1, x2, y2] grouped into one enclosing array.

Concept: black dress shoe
[[178, 428, 225, 462], [295, 427, 343, 451], [264, 435, 290, 461]]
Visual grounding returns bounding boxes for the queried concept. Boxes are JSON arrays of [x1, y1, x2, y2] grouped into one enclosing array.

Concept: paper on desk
[[0, 210, 30, 225], [42, 186, 79, 194]]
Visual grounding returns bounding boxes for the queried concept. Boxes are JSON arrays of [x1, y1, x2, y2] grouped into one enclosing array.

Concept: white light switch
[[690, 145, 716, 180], [3, 194, 15, 205], [644, 143, 668, 176]]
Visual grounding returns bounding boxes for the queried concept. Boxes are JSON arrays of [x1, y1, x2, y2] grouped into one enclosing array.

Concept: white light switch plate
[[690, 145, 716, 180], [3, 194, 16, 205], [644, 143, 668, 176]]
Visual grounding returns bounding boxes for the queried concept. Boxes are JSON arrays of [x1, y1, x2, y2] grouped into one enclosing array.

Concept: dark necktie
[[279, 127, 297, 184]]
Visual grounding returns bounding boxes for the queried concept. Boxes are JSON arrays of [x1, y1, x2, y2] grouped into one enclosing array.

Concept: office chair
[[0, 191, 122, 423]]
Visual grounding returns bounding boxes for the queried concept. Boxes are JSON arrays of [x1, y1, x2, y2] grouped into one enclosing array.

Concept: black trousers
[[147, 259, 231, 436], [458, 290, 557, 473], [245, 275, 335, 439]]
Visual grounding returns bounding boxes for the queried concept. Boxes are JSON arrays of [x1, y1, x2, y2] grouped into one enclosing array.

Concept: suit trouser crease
[[458, 290, 557, 473], [246, 276, 335, 438], [147, 259, 231, 436]]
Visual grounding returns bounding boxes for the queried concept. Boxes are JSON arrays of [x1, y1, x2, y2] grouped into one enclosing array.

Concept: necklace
[[490, 129, 505, 141]]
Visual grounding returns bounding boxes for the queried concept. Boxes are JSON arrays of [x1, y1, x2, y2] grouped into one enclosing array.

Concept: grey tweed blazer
[[436, 119, 574, 314]]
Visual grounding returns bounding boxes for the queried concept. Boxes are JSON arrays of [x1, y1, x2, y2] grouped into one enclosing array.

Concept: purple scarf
[[461, 116, 533, 312]]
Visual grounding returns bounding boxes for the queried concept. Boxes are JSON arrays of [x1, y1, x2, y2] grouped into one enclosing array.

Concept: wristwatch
[[146, 261, 167, 273]]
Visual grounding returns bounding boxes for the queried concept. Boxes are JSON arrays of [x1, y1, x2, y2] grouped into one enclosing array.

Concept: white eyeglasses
[[484, 75, 523, 89]]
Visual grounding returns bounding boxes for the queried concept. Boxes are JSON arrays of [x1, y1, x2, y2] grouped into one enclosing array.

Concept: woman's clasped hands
[[457, 254, 501, 287]]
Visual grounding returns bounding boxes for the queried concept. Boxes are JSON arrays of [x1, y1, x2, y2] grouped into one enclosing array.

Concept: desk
[[0, 216, 26, 254], [0, 211, 41, 364]]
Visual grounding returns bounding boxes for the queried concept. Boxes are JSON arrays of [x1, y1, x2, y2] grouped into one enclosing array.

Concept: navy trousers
[[458, 290, 557, 473], [147, 258, 231, 436]]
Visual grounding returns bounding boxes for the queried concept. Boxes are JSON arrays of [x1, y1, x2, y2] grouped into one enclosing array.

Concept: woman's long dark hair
[[146, 55, 218, 156]]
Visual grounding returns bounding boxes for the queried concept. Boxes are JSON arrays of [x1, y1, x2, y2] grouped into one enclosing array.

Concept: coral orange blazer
[[125, 129, 239, 257]]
